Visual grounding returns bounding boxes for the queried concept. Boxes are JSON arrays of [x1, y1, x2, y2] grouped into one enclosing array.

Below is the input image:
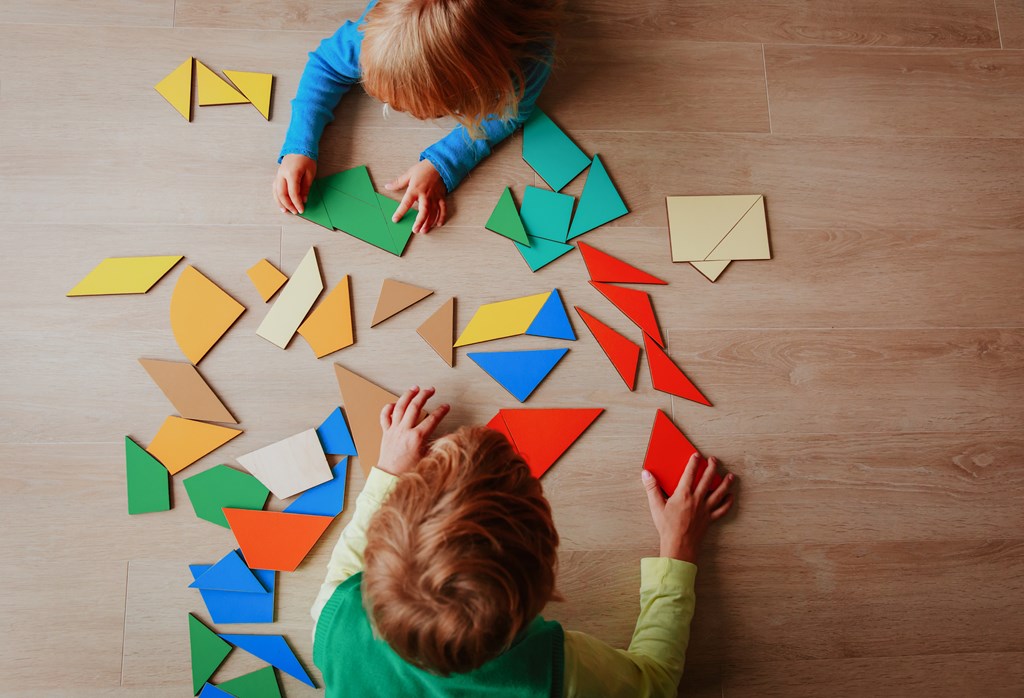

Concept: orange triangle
[[577, 241, 666, 285], [574, 306, 641, 390], [643, 334, 711, 406], [370, 279, 433, 326], [297, 275, 354, 358], [224, 508, 333, 572], [589, 281, 663, 347], [498, 408, 603, 478], [642, 410, 721, 496]]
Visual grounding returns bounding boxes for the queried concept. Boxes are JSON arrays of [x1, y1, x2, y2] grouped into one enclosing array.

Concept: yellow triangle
[[453, 292, 550, 347], [155, 58, 193, 121], [690, 260, 731, 282], [195, 61, 248, 106], [704, 196, 770, 261], [224, 70, 274, 120]]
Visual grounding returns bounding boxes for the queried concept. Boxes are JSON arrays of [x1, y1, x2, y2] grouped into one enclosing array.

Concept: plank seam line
[[994, 0, 1005, 49], [761, 44, 772, 134], [119, 560, 129, 685]]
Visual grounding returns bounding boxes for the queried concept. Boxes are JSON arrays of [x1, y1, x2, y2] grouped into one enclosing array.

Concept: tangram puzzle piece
[[189, 613, 232, 695], [316, 407, 357, 456], [485, 188, 529, 245], [371, 279, 433, 326], [520, 186, 575, 243], [297, 275, 354, 358], [183, 464, 270, 528], [224, 70, 274, 120], [689, 259, 732, 283], [284, 460, 348, 517], [590, 281, 664, 347], [486, 412, 515, 445], [525, 289, 575, 340], [147, 416, 242, 475], [491, 408, 603, 478], [513, 234, 575, 272], [468, 348, 569, 402], [322, 184, 393, 251], [68, 255, 183, 296], [189, 550, 266, 593], [375, 193, 417, 256], [643, 410, 722, 496], [225, 508, 333, 572], [416, 297, 455, 366], [256, 247, 323, 349], [298, 179, 333, 230], [666, 194, 770, 282], [522, 109, 590, 192], [454, 292, 550, 347], [218, 634, 315, 688], [574, 307, 641, 390], [196, 60, 248, 106], [567, 155, 628, 239], [199, 684, 234, 698], [189, 563, 275, 625], [125, 436, 170, 515], [334, 364, 399, 474], [577, 241, 665, 285], [139, 358, 236, 423], [246, 259, 287, 302], [237, 428, 332, 499], [155, 58, 193, 121], [309, 166, 415, 256], [171, 266, 246, 364], [643, 334, 711, 406], [216, 666, 281, 697]]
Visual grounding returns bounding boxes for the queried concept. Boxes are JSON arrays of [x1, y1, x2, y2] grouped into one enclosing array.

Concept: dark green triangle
[[125, 436, 169, 515], [322, 186, 397, 253], [485, 187, 530, 245], [321, 165, 376, 205], [189, 614, 232, 695], [375, 193, 415, 256], [183, 464, 269, 528], [217, 666, 281, 698], [298, 180, 333, 230]]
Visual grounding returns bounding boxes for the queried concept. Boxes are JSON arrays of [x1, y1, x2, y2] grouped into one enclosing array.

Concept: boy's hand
[[376, 386, 451, 476], [385, 160, 447, 234], [642, 454, 735, 563], [275, 154, 316, 215]]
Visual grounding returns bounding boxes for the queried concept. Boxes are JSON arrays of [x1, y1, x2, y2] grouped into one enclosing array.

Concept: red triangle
[[577, 241, 666, 285], [224, 509, 333, 572], [642, 410, 722, 496], [643, 333, 711, 406], [498, 408, 603, 478], [589, 282, 664, 347], [574, 306, 641, 390], [486, 412, 515, 447]]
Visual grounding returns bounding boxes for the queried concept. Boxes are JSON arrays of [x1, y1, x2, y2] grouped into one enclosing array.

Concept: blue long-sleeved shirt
[[279, 0, 553, 192]]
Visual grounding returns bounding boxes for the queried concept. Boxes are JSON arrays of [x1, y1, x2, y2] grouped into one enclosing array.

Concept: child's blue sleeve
[[420, 55, 553, 192]]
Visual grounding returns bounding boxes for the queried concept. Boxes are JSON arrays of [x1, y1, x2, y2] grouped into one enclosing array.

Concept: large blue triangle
[[467, 348, 569, 402], [218, 634, 315, 687], [283, 460, 348, 517], [526, 290, 576, 340], [316, 407, 357, 456], [188, 550, 266, 593]]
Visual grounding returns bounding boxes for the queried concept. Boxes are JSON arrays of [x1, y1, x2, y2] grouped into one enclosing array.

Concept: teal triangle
[[467, 348, 569, 402], [526, 289, 575, 340], [485, 187, 529, 245], [567, 154, 628, 239], [513, 234, 574, 272]]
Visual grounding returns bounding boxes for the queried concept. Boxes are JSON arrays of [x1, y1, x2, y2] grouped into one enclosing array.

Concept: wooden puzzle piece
[[246, 259, 287, 302], [224, 508, 333, 572], [237, 428, 332, 499], [189, 563, 275, 625], [453, 292, 551, 347], [485, 187, 530, 245], [574, 306, 641, 390], [196, 60, 248, 106], [497, 408, 603, 478], [522, 109, 591, 192], [486, 412, 516, 448], [577, 241, 666, 285], [690, 259, 732, 282], [642, 410, 722, 496], [371, 279, 433, 326], [67, 255, 183, 296], [375, 193, 416, 256], [215, 667, 281, 697], [316, 407, 357, 456], [256, 247, 323, 349], [513, 234, 575, 272], [189, 550, 266, 593], [183, 464, 270, 528], [155, 58, 193, 121], [321, 165, 377, 205], [147, 416, 242, 475], [199, 684, 234, 698], [125, 436, 170, 515], [322, 186, 397, 254], [666, 194, 769, 265], [189, 614, 232, 695], [525, 289, 575, 340], [704, 196, 770, 261], [334, 364, 400, 475], [297, 275, 354, 358], [567, 155, 628, 239], [468, 348, 569, 403], [589, 281, 664, 347], [170, 266, 246, 364], [223, 70, 274, 120], [283, 460, 348, 517], [298, 180, 334, 230], [520, 186, 575, 243], [138, 358, 236, 423], [416, 297, 455, 366], [643, 333, 711, 406], [217, 634, 315, 688]]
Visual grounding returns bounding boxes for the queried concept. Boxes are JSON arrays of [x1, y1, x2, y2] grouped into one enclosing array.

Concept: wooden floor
[[2, 1, 1023, 696]]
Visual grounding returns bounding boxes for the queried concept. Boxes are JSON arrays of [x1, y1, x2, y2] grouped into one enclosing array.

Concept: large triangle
[[199, 684, 234, 698], [155, 58, 193, 121], [146, 416, 242, 475], [525, 289, 575, 340], [513, 234, 575, 272], [643, 334, 711, 406], [589, 281, 664, 347], [577, 241, 666, 285], [223, 70, 273, 120], [283, 460, 348, 517], [297, 275, 354, 358], [499, 408, 603, 478], [454, 292, 550, 347], [195, 60, 248, 106], [216, 666, 281, 697], [567, 155, 629, 238], [334, 364, 400, 474], [374, 193, 416, 256], [485, 187, 529, 245], [468, 348, 569, 402], [642, 410, 722, 496], [189, 550, 266, 593], [125, 436, 170, 515], [188, 614, 232, 695], [371, 279, 433, 326], [416, 297, 455, 366], [224, 508, 333, 572], [704, 195, 770, 261], [486, 412, 515, 447], [574, 307, 641, 390], [321, 185, 395, 253], [218, 634, 315, 688], [315, 407, 357, 456]]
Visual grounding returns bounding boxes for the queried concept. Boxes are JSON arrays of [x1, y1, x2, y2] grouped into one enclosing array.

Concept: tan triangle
[[704, 196, 770, 261], [154, 58, 193, 121], [416, 297, 455, 367], [370, 279, 433, 326], [223, 70, 274, 120], [667, 195, 761, 262], [195, 60, 248, 106], [334, 364, 400, 475], [690, 259, 731, 282]]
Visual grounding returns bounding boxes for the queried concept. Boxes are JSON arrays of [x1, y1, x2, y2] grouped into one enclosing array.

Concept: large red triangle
[[486, 412, 515, 447], [224, 509, 333, 572], [643, 333, 711, 406], [497, 408, 603, 478], [577, 241, 666, 285], [590, 281, 664, 347], [642, 410, 722, 496], [574, 306, 641, 390]]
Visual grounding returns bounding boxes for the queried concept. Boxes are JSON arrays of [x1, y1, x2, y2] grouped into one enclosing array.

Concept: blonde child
[[312, 387, 736, 696], [275, 0, 560, 234]]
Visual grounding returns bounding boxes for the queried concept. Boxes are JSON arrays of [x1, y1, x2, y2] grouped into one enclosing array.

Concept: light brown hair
[[362, 426, 559, 675]]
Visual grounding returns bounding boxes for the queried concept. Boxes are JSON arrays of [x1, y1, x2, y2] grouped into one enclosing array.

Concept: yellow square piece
[[454, 292, 550, 347], [246, 259, 287, 302], [67, 255, 183, 296]]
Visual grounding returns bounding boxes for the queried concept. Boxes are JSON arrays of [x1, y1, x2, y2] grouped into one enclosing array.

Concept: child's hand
[[642, 454, 735, 563], [385, 160, 448, 234], [376, 386, 451, 476], [275, 154, 317, 215]]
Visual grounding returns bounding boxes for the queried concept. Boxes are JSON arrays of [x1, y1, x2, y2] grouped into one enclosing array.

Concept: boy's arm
[[563, 558, 697, 698]]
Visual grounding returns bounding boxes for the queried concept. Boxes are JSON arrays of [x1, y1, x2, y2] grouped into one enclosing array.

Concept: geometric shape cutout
[[643, 333, 711, 406], [224, 508, 333, 573], [217, 634, 315, 688], [236, 428, 332, 499], [216, 666, 282, 698], [333, 364, 400, 475], [370, 278, 433, 327], [199, 684, 234, 698], [297, 179, 334, 231], [485, 187, 529, 245], [67, 255, 183, 296], [189, 550, 266, 593], [283, 460, 348, 517], [589, 281, 664, 347], [374, 193, 416, 257], [189, 563, 275, 626], [246, 259, 287, 303], [666, 194, 769, 262], [416, 297, 455, 367], [189, 613, 232, 695], [520, 186, 574, 243], [525, 288, 575, 340], [689, 259, 732, 282], [453, 292, 551, 347], [183, 464, 270, 528], [567, 154, 629, 238], [522, 109, 591, 192], [576, 241, 665, 285], [497, 407, 603, 478], [223, 70, 274, 120], [315, 407, 357, 456], [196, 60, 248, 106], [146, 416, 243, 475], [468, 348, 569, 402], [155, 58, 193, 122], [574, 306, 641, 390], [297, 275, 354, 358], [513, 233, 575, 272], [125, 435, 170, 515], [642, 409, 722, 496], [256, 247, 323, 349], [170, 266, 246, 364], [138, 358, 237, 423]]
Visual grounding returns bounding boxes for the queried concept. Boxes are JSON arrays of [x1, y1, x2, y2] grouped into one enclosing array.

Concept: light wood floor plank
[[0, 0, 173, 27], [173, 0, 364, 32], [996, 0, 1024, 48]]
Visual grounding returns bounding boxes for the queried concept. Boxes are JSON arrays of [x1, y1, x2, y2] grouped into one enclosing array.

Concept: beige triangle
[[195, 60, 248, 106], [224, 70, 273, 120], [416, 297, 455, 367], [704, 196, 770, 261], [689, 260, 732, 282], [335, 364, 400, 475], [667, 195, 762, 262], [370, 279, 433, 326]]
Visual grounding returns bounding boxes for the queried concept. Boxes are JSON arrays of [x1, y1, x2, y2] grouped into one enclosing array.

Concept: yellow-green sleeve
[[562, 557, 698, 698]]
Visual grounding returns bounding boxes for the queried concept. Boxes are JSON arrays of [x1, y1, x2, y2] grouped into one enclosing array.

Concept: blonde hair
[[362, 426, 559, 676], [360, 0, 561, 138]]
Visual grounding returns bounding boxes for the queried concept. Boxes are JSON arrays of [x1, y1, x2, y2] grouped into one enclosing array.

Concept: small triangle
[[198, 684, 234, 698], [577, 241, 666, 285], [217, 634, 315, 688], [375, 194, 416, 256], [216, 666, 281, 697], [283, 460, 348, 517], [589, 281, 664, 347], [468, 348, 569, 402], [643, 334, 711, 406], [514, 235, 575, 272], [567, 155, 629, 239], [316, 407, 357, 456], [125, 436, 170, 515], [416, 297, 456, 366], [485, 188, 529, 245], [189, 614, 232, 695], [525, 289, 575, 340], [642, 410, 722, 496], [297, 275, 354, 358], [690, 259, 731, 282], [371, 279, 433, 326], [189, 550, 267, 593], [223, 70, 274, 120], [155, 58, 193, 121], [195, 60, 248, 106], [499, 408, 603, 478], [704, 196, 770, 261], [574, 307, 641, 390], [188, 561, 275, 625], [298, 180, 334, 230], [225, 509, 334, 572], [246, 259, 287, 302]]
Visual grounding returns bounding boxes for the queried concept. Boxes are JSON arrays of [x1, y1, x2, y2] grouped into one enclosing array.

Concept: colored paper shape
[[371, 279, 433, 326], [334, 364, 399, 475], [323, 186, 393, 250], [666, 195, 770, 281], [567, 155, 628, 238], [574, 306, 641, 390], [199, 684, 234, 698], [468, 348, 569, 402], [246, 259, 287, 302], [217, 635, 315, 688], [189, 614, 232, 695], [298, 179, 334, 230], [283, 460, 348, 517], [189, 564, 275, 625], [225, 508, 333, 572], [196, 60, 248, 106], [513, 234, 575, 272], [323, 165, 376, 201], [125, 436, 170, 515], [297, 275, 354, 358], [224, 70, 274, 120], [485, 187, 529, 245], [577, 241, 666, 285], [237, 429, 332, 499], [519, 186, 575, 243], [690, 259, 732, 283], [525, 289, 575, 340], [495, 408, 603, 478], [416, 297, 455, 366], [256, 247, 323, 349], [67, 255, 183, 296], [454, 292, 551, 347], [170, 266, 246, 364], [316, 407, 357, 456], [375, 193, 416, 256], [190, 550, 267, 593], [184, 465, 270, 528], [138, 358, 236, 423], [217, 666, 281, 698], [522, 109, 590, 192], [147, 416, 242, 475], [312, 167, 414, 256], [642, 410, 722, 496], [155, 58, 193, 121], [643, 334, 711, 406], [589, 281, 664, 347]]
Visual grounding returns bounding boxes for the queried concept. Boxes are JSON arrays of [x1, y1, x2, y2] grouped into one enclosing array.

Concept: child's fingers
[[642, 470, 666, 515], [393, 190, 416, 223], [416, 403, 450, 436], [710, 495, 734, 521], [402, 387, 435, 428], [692, 456, 718, 501], [274, 178, 295, 214], [437, 198, 447, 227], [392, 386, 419, 421], [379, 403, 395, 430], [385, 171, 411, 193], [675, 452, 703, 497], [286, 174, 304, 214], [705, 472, 734, 509], [412, 196, 429, 234]]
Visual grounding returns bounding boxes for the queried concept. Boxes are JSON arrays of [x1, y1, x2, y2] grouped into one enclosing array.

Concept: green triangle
[[375, 193, 415, 256], [183, 464, 270, 528], [217, 666, 281, 698], [321, 165, 376, 205], [125, 436, 170, 515], [513, 234, 574, 272], [485, 188, 529, 245], [189, 614, 232, 695], [298, 180, 334, 230], [322, 186, 396, 253], [567, 154, 628, 239]]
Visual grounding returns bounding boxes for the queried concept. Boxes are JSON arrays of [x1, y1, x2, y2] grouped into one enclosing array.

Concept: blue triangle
[[526, 290, 576, 340], [218, 634, 315, 687], [189, 563, 275, 625], [468, 348, 569, 402], [283, 460, 348, 517], [513, 234, 574, 272], [316, 407, 357, 456], [198, 684, 234, 698], [567, 154, 628, 239], [189, 550, 266, 593]]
